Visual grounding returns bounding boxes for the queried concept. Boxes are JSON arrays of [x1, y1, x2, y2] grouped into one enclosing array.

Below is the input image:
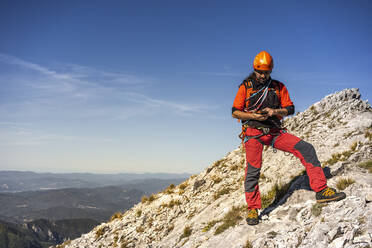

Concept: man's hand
[[262, 107, 288, 117], [262, 107, 276, 117], [251, 112, 269, 121]]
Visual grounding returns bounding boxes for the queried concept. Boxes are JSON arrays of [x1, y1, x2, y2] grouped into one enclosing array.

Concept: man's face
[[254, 70, 271, 84]]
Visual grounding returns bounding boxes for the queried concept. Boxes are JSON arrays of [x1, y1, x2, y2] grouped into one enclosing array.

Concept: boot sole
[[316, 195, 346, 203], [246, 220, 259, 226]]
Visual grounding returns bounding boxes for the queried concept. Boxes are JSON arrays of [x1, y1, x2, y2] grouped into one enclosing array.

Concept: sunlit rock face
[[61, 88, 372, 248]]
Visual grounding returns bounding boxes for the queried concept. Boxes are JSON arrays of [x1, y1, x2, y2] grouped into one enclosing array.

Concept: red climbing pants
[[244, 128, 327, 209]]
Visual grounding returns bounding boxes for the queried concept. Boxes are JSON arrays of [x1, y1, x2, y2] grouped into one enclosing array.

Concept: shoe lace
[[322, 187, 335, 197], [247, 209, 258, 218]]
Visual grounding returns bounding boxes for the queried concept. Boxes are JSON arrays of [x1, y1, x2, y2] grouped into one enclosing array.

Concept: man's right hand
[[232, 110, 269, 121], [251, 112, 269, 121]]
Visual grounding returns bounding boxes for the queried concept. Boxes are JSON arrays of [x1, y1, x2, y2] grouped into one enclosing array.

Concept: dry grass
[[164, 184, 176, 194], [110, 212, 123, 221], [55, 240, 71, 248], [136, 209, 142, 217], [365, 130, 372, 141], [244, 239, 253, 248], [95, 227, 106, 240], [261, 182, 291, 209], [211, 175, 222, 184], [161, 199, 182, 208], [178, 182, 188, 190], [336, 177, 355, 190], [324, 142, 358, 166], [213, 187, 231, 200], [214, 158, 227, 168], [358, 160, 372, 173], [179, 226, 192, 241], [202, 220, 220, 232], [214, 206, 243, 235], [311, 203, 325, 217]]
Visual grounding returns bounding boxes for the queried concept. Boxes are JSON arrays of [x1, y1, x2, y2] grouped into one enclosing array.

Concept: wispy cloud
[[0, 53, 211, 120]]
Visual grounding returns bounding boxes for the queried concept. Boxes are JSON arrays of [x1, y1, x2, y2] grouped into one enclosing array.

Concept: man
[[232, 51, 346, 225]]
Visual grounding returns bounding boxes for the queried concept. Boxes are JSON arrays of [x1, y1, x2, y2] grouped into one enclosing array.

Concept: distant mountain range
[[0, 171, 191, 247], [0, 171, 192, 193]]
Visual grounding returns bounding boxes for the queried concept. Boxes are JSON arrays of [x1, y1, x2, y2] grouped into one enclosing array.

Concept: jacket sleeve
[[232, 84, 246, 114], [279, 83, 295, 115]]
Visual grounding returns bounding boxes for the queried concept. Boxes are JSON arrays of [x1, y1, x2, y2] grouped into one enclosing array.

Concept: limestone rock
[[59, 88, 372, 248]]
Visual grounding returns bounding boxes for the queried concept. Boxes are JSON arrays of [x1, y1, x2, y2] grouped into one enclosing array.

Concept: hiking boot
[[316, 187, 346, 203], [246, 209, 259, 226]]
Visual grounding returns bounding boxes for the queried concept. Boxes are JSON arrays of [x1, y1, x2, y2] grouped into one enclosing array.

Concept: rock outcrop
[[59, 88, 372, 248]]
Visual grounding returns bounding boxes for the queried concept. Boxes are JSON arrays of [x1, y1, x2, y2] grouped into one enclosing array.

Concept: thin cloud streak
[[0, 53, 212, 118]]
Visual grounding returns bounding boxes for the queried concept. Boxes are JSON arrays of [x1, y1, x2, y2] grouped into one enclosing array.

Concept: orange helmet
[[253, 51, 274, 71]]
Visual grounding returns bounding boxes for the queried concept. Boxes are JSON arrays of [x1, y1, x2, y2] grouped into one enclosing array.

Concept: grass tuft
[[179, 226, 192, 241], [161, 199, 182, 208], [136, 209, 142, 217], [311, 203, 325, 217], [213, 187, 231, 200], [95, 226, 106, 240], [336, 177, 355, 190], [178, 182, 188, 190], [214, 158, 227, 168], [110, 212, 123, 221], [202, 220, 220, 232], [164, 184, 175, 194], [365, 130, 372, 141], [324, 142, 359, 166], [244, 239, 253, 248], [211, 175, 222, 184], [261, 182, 291, 209], [214, 206, 243, 235], [358, 160, 372, 173]]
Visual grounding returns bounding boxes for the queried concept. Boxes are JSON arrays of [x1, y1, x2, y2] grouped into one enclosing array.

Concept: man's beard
[[257, 77, 270, 84]]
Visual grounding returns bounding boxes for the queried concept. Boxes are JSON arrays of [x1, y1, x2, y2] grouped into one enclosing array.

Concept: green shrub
[[336, 177, 355, 190]]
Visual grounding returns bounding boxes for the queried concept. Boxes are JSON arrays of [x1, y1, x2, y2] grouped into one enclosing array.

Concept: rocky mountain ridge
[[59, 88, 372, 248]]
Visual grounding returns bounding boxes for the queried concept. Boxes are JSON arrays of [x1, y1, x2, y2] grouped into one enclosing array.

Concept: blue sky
[[0, 0, 371, 174]]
